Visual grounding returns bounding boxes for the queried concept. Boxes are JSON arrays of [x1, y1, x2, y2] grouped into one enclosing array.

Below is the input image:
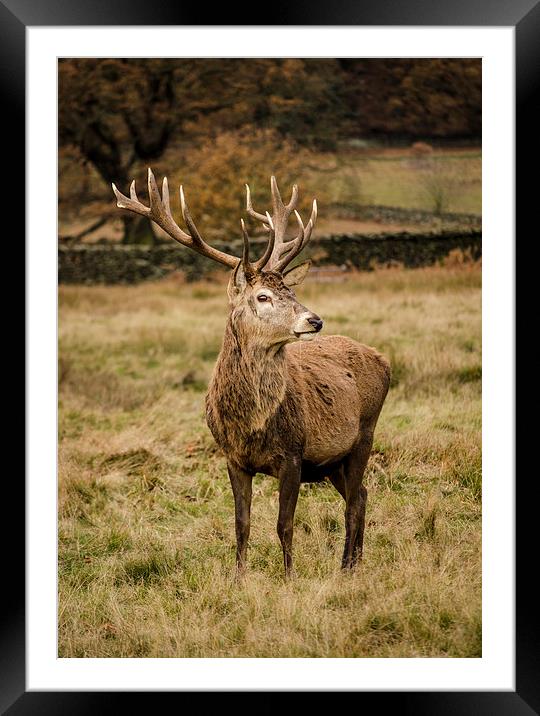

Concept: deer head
[[112, 172, 322, 349]]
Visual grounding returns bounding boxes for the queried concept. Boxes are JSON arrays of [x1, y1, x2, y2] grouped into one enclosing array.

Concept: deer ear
[[283, 260, 312, 287], [227, 260, 248, 300]]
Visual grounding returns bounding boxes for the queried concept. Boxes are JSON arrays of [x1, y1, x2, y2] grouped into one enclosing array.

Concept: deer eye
[[257, 294, 270, 302]]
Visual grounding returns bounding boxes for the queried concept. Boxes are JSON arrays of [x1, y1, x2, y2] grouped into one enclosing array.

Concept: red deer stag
[[112, 171, 390, 577]]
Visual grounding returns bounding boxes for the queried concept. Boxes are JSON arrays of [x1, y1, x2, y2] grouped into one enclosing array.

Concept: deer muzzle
[[293, 312, 323, 340]]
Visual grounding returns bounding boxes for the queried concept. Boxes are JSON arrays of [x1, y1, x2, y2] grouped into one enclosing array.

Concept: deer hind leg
[[227, 462, 253, 575], [342, 431, 374, 570], [277, 459, 302, 578]]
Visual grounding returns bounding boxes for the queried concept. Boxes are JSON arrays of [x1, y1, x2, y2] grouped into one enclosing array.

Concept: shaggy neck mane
[[209, 314, 288, 437]]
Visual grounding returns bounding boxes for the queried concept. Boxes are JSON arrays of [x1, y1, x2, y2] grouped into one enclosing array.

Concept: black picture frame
[[8, 0, 531, 712]]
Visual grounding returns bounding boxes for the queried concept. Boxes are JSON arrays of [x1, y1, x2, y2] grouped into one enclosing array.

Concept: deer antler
[[240, 211, 276, 278], [245, 176, 317, 273], [112, 169, 239, 269]]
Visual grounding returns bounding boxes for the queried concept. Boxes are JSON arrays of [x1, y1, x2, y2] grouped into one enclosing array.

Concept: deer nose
[[308, 316, 323, 332]]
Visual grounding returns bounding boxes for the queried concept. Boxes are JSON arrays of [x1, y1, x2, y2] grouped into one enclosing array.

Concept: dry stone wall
[[59, 230, 481, 284]]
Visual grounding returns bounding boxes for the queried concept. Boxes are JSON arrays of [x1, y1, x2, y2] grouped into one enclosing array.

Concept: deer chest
[[205, 395, 303, 475]]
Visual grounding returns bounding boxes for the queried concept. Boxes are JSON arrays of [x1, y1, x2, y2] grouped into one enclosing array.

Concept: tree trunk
[[121, 215, 158, 245]]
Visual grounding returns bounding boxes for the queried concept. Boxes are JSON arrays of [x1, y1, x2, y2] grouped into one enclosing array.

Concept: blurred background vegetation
[[58, 58, 481, 245]]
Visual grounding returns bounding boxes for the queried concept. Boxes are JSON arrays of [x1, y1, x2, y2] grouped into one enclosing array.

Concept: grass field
[[58, 260, 482, 657], [318, 148, 482, 216]]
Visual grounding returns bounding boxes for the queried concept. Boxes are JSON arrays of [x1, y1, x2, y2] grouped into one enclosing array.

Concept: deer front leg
[[277, 457, 302, 578], [227, 462, 253, 575]]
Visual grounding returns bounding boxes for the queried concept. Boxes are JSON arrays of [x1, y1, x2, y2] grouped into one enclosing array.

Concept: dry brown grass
[[58, 262, 481, 657]]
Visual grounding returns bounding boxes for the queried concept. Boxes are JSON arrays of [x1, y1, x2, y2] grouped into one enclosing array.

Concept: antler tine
[[112, 169, 239, 269], [287, 183, 299, 212], [129, 180, 140, 203], [270, 175, 283, 213], [112, 180, 150, 218], [240, 218, 254, 276], [299, 199, 317, 250], [272, 210, 307, 273], [270, 175, 299, 219], [180, 185, 206, 246], [161, 176, 171, 214], [147, 167, 169, 224], [271, 175, 299, 215], [252, 212, 276, 272], [246, 178, 298, 229], [245, 184, 269, 224], [288, 200, 318, 259]]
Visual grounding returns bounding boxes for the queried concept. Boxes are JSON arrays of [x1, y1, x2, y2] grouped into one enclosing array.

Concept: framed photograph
[[9, 0, 531, 710]]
